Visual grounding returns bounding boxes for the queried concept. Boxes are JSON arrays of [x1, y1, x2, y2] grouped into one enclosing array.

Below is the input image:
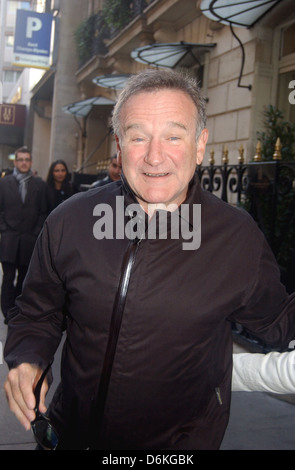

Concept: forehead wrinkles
[[120, 90, 197, 134]]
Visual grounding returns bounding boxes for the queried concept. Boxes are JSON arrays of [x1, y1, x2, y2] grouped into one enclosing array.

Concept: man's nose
[[144, 138, 165, 166]]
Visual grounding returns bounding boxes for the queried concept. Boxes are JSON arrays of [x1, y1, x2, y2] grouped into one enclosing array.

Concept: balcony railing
[[106, 0, 157, 39], [199, 141, 295, 352], [75, 0, 157, 67]]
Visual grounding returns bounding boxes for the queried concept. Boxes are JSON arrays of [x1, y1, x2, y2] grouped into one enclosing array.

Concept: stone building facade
[[21, 0, 295, 178]]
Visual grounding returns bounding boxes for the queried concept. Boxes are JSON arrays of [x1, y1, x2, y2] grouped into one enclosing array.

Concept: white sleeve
[[232, 351, 295, 394]]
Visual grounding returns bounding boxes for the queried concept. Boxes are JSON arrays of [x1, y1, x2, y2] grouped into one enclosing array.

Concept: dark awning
[[131, 42, 216, 69], [62, 96, 115, 118], [92, 74, 131, 90], [200, 0, 282, 28]]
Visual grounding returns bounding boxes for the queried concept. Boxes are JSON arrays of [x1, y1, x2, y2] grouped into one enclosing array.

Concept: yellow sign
[[11, 87, 22, 104], [0, 105, 16, 125]]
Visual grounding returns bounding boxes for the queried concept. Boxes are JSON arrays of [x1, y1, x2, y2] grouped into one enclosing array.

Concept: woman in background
[[46, 160, 78, 213]]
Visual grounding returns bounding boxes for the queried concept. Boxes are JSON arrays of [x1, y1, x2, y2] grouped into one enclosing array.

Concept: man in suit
[[0, 146, 47, 320]]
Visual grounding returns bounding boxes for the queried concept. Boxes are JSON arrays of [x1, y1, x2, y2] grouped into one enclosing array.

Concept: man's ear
[[115, 135, 122, 165], [115, 135, 122, 166], [196, 128, 209, 165]]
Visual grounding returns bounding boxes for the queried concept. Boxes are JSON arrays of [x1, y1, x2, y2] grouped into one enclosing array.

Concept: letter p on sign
[[26, 16, 42, 38]]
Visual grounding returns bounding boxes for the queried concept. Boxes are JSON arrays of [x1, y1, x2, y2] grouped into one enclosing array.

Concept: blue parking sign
[[13, 9, 53, 69]]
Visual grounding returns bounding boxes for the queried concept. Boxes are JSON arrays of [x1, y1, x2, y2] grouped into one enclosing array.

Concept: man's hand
[[4, 363, 48, 431]]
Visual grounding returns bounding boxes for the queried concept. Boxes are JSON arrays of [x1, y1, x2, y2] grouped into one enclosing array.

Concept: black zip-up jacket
[[4, 176, 295, 450]]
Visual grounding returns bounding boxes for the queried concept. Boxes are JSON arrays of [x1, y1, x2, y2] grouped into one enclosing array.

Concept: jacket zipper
[[90, 237, 142, 448]]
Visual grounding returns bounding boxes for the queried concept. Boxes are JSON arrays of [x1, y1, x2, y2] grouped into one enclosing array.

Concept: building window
[[3, 71, 14, 83], [8, 1, 30, 14], [281, 23, 295, 58], [5, 35, 14, 47], [3, 70, 21, 83], [277, 21, 295, 123], [20, 2, 31, 10], [277, 70, 295, 123]]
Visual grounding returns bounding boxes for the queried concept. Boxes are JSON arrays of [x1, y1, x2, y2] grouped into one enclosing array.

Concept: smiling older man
[[4, 70, 295, 451]]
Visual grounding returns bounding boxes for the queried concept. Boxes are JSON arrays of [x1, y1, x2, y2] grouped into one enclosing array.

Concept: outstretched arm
[[232, 350, 295, 394]]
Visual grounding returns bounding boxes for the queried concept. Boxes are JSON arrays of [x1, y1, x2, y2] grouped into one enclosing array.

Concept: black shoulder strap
[[89, 239, 139, 449]]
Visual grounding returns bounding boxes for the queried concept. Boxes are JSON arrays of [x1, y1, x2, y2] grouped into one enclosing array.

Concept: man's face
[[109, 159, 122, 181], [14, 152, 32, 174], [116, 90, 208, 211]]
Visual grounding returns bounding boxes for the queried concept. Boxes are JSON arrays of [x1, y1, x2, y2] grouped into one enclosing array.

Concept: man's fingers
[[4, 375, 33, 430], [39, 380, 49, 414], [4, 363, 42, 430]]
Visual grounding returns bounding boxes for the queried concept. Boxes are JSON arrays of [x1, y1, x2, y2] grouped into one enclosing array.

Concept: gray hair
[[112, 68, 207, 141]]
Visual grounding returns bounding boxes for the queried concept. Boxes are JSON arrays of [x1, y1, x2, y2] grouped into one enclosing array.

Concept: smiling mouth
[[144, 172, 169, 177]]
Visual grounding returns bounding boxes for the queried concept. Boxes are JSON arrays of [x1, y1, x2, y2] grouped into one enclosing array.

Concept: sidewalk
[[221, 390, 295, 450]]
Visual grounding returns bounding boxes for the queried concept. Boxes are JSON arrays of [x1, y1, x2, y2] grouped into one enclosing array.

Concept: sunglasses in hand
[[31, 362, 59, 450]]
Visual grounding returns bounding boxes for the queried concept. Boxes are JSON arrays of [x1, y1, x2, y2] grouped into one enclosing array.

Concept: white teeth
[[145, 173, 168, 177]]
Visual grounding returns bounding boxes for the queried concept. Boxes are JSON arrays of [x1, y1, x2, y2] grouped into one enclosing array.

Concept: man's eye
[[169, 136, 180, 141]]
